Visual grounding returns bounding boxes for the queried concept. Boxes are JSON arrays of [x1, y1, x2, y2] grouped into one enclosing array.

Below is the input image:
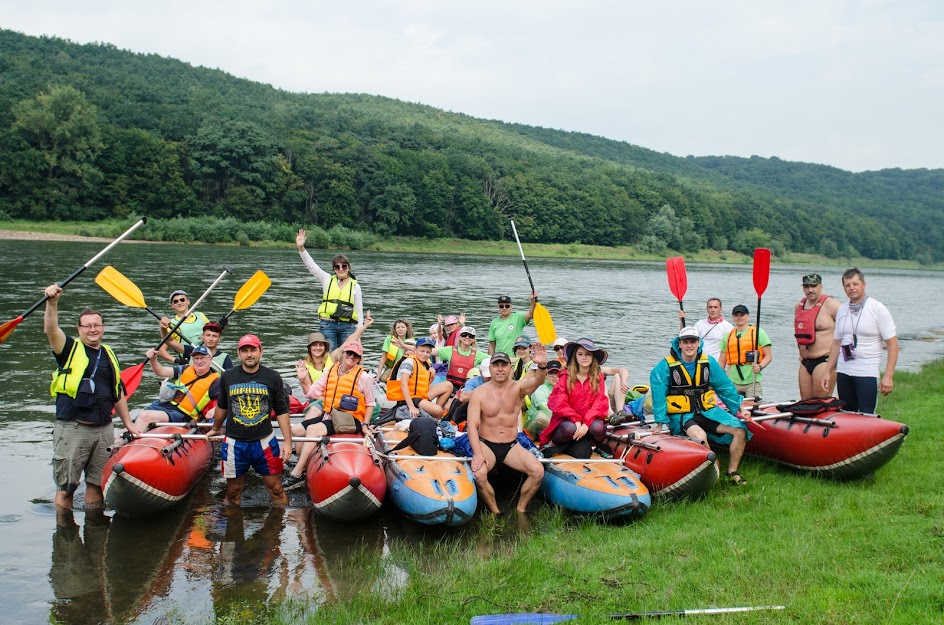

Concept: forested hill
[[1, 29, 941, 263]]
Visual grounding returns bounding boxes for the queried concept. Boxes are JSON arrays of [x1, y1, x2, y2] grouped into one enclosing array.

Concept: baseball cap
[[191, 345, 211, 357], [237, 334, 262, 349], [802, 273, 822, 286], [552, 337, 568, 348], [415, 337, 436, 348], [678, 326, 699, 340], [203, 321, 223, 334], [732, 304, 750, 315], [490, 351, 512, 364], [514, 336, 532, 348], [546, 360, 563, 372], [341, 340, 364, 357], [444, 315, 459, 325], [169, 289, 187, 302], [478, 356, 492, 378], [497, 295, 512, 304]]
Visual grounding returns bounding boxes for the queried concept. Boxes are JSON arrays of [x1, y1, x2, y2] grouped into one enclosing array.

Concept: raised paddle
[[665, 256, 688, 328], [218, 270, 272, 325], [120, 267, 231, 398], [0, 218, 147, 345], [750, 248, 772, 400], [510, 220, 557, 345], [471, 605, 785, 623], [95, 265, 189, 330]]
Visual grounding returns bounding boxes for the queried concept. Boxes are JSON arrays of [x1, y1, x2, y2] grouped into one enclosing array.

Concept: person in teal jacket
[[649, 326, 752, 485]]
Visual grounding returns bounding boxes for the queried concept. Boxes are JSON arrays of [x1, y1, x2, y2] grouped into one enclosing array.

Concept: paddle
[[120, 267, 231, 398], [510, 220, 556, 345], [0, 218, 147, 345], [751, 248, 772, 399], [665, 256, 687, 328], [95, 265, 188, 330], [471, 605, 785, 624]]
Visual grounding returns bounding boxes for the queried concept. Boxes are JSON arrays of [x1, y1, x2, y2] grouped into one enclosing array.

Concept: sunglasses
[[498, 304, 511, 309], [172, 298, 187, 304], [460, 332, 475, 338], [344, 350, 360, 358], [79, 323, 104, 330], [553, 345, 565, 351], [333, 263, 349, 270]]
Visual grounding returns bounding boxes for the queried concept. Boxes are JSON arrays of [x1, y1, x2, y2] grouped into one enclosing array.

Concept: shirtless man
[[795, 273, 841, 399], [467, 346, 548, 514]]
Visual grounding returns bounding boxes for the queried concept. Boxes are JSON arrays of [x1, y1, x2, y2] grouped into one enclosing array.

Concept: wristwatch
[[537, 364, 547, 370]]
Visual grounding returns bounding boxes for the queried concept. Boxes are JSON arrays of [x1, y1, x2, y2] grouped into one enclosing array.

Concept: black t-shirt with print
[[217, 365, 289, 441]]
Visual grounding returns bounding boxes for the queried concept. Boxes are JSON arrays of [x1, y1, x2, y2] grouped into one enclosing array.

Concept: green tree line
[[1, 29, 942, 262]]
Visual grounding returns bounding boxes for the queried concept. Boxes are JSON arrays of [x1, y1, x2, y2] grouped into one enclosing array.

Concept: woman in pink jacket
[[539, 337, 611, 459]]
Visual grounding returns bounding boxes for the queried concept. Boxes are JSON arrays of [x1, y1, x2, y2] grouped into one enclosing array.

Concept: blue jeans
[[319, 319, 357, 352], [836, 372, 878, 413]]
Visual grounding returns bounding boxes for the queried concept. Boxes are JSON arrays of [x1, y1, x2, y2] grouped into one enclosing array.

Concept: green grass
[[278, 361, 944, 625], [3, 219, 943, 269]]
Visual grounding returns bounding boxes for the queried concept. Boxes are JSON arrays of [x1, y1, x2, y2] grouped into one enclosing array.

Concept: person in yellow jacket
[[297, 229, 364, 351], [157, 289, 211, 360], [44, 284, 139, 510], [136, 345, 221, 429]]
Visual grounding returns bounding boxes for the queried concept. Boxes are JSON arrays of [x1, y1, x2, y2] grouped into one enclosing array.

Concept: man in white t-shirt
[[822, 268, 898, 413], [679, 298, 733, 361]]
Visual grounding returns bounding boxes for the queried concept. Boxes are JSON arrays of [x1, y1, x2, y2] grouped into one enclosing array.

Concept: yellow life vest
[[664, 354, 717, 414], [305, 354, 333, 385], [317, 276, 357, 322], [170, 311, 210, 346], [50, 341, 121, 400], [323, 363, 368, 422], [171, 366, 220, 419], [386, 356, 433, 402]]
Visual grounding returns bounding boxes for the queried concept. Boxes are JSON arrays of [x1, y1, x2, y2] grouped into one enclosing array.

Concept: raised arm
[[146, 348, 175, 379], [43, 284, 66, 354]]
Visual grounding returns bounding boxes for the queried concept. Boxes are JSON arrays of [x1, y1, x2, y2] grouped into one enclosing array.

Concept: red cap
[[237, 334, 262, 349]]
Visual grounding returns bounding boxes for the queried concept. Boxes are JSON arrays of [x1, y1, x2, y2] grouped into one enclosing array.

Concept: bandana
[[848, 297, 868, 315], [707, 315, 726, 325]]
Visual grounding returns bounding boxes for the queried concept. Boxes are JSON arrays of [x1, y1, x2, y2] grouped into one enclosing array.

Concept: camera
[[841, 343, 856, 361], [744, 351, 756, 363]]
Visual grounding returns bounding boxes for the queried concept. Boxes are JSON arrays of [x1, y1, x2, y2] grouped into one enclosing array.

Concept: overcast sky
[[4, 1, 943, 172]]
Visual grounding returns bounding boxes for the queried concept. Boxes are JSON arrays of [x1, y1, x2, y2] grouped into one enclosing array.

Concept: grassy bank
[[1, 218, 941, 269], [236, 360, 943, 625]]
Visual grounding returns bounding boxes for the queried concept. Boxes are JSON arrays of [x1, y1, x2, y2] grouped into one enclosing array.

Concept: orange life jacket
[[171, 366, 220, 419], [323, 363, 368, 422], [724, 326, 766, 366], [386, 356, 433, 402]]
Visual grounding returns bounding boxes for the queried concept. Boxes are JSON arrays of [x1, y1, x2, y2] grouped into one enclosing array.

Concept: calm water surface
[[1, 240, 942, 622]]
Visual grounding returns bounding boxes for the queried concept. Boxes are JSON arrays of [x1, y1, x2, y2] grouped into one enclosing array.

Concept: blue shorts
[[220, 432, 283, 478], [142, 399, 190, 423]]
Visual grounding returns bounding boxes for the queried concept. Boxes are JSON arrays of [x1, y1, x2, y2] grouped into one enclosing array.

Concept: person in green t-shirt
[[718, 304, 773, 399], [487, 292, 537, 356]]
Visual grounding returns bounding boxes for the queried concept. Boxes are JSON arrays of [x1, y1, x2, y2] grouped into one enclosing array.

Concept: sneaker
[[283, 474, 306, 491]]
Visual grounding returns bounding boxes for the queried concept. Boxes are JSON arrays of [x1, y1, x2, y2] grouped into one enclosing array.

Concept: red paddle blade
[[752, 248, 772, 297], [0, 316, 24, 345], [120, 362, 147, 399], [666, 256, 688, 302]]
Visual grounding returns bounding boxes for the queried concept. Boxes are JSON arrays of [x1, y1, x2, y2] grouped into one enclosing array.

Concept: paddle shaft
[[144, 268, 230, 357], [14, 218, 147, 320], [510, 220, 537, 295], [471, 605, 785, 624]]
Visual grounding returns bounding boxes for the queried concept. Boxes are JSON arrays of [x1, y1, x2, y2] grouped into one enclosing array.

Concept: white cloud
[[3, 0, 943, 171]]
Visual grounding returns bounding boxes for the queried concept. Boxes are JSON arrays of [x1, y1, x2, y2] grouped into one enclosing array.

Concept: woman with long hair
[[376, 319, 414, 382], [295, 332, 333, 396], [539, 337, 612, 459]]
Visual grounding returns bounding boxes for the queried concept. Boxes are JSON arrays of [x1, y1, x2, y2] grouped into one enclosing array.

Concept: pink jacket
[[539, 371, 610, 446]]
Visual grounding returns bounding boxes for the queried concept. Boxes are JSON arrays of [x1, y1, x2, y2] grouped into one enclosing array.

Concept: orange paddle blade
[[0, 316, 24, 345]]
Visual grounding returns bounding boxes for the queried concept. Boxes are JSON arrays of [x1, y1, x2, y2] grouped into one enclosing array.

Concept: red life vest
[[794, 294, 831, 346], [446, 347, 477, 386]]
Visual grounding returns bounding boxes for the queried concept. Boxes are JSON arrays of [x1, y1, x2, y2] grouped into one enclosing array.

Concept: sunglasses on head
[[333, 263, 349, 270], [172, 297, 187, 304]]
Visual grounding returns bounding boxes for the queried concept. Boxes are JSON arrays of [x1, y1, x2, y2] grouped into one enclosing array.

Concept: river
[[0, 240, 942, 623]]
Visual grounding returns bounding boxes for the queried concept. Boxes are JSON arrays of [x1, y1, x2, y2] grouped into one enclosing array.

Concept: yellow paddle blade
[[232, 270, 272, 311], [95, 266, 147, 308], [533, 303, 557, 345]]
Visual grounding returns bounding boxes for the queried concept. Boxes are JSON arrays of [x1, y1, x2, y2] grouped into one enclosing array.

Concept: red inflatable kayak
[[608, 424, 719, 499], [746, 405, 909, 479], [306, 434, 386, 521], [102, 424, 212, 517]]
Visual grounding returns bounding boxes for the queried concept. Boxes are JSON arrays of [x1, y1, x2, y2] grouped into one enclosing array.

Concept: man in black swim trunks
[[467, 347, 548, 514], [795, 273, 840, 399]]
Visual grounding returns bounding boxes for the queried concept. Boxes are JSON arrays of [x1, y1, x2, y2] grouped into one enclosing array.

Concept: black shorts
[[800, 354, 829, 375], [300, 416, 363, 436], [481, 437, 517, 465], [681, 413, 722, 436]]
